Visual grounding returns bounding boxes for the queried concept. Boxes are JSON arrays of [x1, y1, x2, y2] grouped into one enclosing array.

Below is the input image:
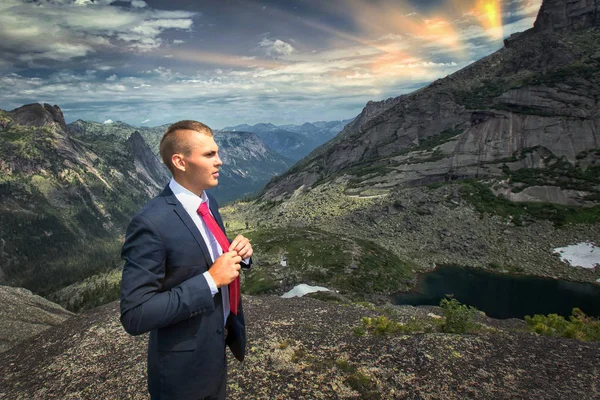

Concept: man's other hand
[[229, 235, 253, 259], [209, 251, 242, 288]]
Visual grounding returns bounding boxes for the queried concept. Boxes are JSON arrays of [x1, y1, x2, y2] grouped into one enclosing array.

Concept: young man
[[120, 120, 252, 399]]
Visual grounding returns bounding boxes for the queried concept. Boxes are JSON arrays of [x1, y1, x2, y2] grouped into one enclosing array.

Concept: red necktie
[[197, 202, 240, 315]]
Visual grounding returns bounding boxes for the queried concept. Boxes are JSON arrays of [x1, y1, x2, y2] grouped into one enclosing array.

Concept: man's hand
[[208, 251, 242, 288], [229, 235, 253, 259]]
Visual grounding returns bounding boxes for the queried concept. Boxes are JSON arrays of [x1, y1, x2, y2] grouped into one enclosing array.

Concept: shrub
[[333, 358, 380, 399], [525, 308, 600, 341], [335, 357, 353, 372], [361, 316, 403, 335], [346, 370, 378, 398], [439, 296, 479, 334], [353, 326, 366, 336]]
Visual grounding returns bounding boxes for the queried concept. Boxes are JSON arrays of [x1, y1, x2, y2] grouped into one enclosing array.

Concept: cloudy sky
[[0, 0, 542, 128]]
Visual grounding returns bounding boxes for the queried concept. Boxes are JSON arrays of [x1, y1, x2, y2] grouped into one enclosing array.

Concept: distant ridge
[[222, 119, 352, 161]]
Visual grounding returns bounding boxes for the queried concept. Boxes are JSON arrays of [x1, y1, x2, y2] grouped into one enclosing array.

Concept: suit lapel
[[162, 185, 213, 267]]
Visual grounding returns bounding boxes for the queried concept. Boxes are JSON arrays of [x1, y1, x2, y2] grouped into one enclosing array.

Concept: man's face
[[178, 130, 222, 193]]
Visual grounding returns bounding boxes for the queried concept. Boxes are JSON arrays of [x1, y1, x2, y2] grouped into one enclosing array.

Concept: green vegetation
[[0, 124, 52, 163], [440, 296, 480, 334], [525, 308, 600, 342], [360, 315, 404, 335], [505, 151, 600, 193], [520, 57, 600, 89], [242, 227, 415, 295], [459, 179, 600, 226], [469, 149, 600, 227], [346, 370, 378, 400], [258, 199, 284, 212], [49, 268, 122, 312], [414, 128, 463, 151], [241, 268, 279, 295], [17, 238, 122, 300], [453, 78, 509, 110], [335, 357, 353, 372], [356, 297, 480, 336], [0, 169, 142, 296], [334, 358, 379, 399]]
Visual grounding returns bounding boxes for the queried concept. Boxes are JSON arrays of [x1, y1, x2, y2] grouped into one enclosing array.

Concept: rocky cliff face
[[262, 1, 600, 203], [125, 131, 170, 195], [534, 0, 600, 33], [8, 103, 68, 132]]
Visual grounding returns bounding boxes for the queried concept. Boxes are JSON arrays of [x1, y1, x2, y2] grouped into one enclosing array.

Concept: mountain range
[[222, 120, 352, 161]]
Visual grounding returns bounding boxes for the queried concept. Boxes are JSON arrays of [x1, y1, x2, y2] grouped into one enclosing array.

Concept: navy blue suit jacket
[[120, 185, 247, 399]]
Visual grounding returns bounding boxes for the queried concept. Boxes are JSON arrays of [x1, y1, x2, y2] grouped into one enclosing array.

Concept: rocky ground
[[1, 295, 599, 399], [222, 182, 600, 287], [0, 285, 73, 354]]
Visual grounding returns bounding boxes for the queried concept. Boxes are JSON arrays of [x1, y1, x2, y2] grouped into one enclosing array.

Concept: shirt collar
[[169, 178, 209, 214]]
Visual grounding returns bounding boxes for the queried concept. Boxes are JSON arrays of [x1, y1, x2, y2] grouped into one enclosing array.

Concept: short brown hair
[[159, 120, 213, 174]]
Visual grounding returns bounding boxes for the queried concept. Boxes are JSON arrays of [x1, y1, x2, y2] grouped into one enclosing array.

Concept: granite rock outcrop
[[262, 0, 600, 204]]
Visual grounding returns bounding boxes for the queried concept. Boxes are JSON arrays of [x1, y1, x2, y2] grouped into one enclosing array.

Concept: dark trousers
[[150, 358, 227, 400], [200, 360, 227, 400]]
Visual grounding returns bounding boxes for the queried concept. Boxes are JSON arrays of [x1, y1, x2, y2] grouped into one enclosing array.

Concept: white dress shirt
[[169, 178, 230, 326]]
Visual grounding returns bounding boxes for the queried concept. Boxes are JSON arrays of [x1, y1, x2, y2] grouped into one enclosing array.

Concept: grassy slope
[[242, 227, 415, 296]]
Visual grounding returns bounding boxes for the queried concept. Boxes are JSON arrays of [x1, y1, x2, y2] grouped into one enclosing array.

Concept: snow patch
[[281, 284, 329, 298], [553, 242, 600, 269]]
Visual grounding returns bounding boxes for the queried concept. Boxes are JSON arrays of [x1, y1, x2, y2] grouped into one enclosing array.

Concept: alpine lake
[[393, 266, 600, 319]]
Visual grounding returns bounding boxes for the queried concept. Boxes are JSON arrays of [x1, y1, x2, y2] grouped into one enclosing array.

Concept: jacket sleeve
[[119, 213, 216, 336]]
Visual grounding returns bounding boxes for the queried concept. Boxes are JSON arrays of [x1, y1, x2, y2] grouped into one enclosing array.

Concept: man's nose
[[215, 154, 223, 166]]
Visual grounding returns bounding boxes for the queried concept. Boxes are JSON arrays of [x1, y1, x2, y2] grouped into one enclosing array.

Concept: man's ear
[[171, 153, 186, 172]]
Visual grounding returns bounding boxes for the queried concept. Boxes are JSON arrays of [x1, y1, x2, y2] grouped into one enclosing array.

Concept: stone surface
[[8, 103, 68, 132], [125, 131, 170, 196], [534, 0, 600, 33], [0, 285, 73, 353], [0, 297, 598, 399]]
